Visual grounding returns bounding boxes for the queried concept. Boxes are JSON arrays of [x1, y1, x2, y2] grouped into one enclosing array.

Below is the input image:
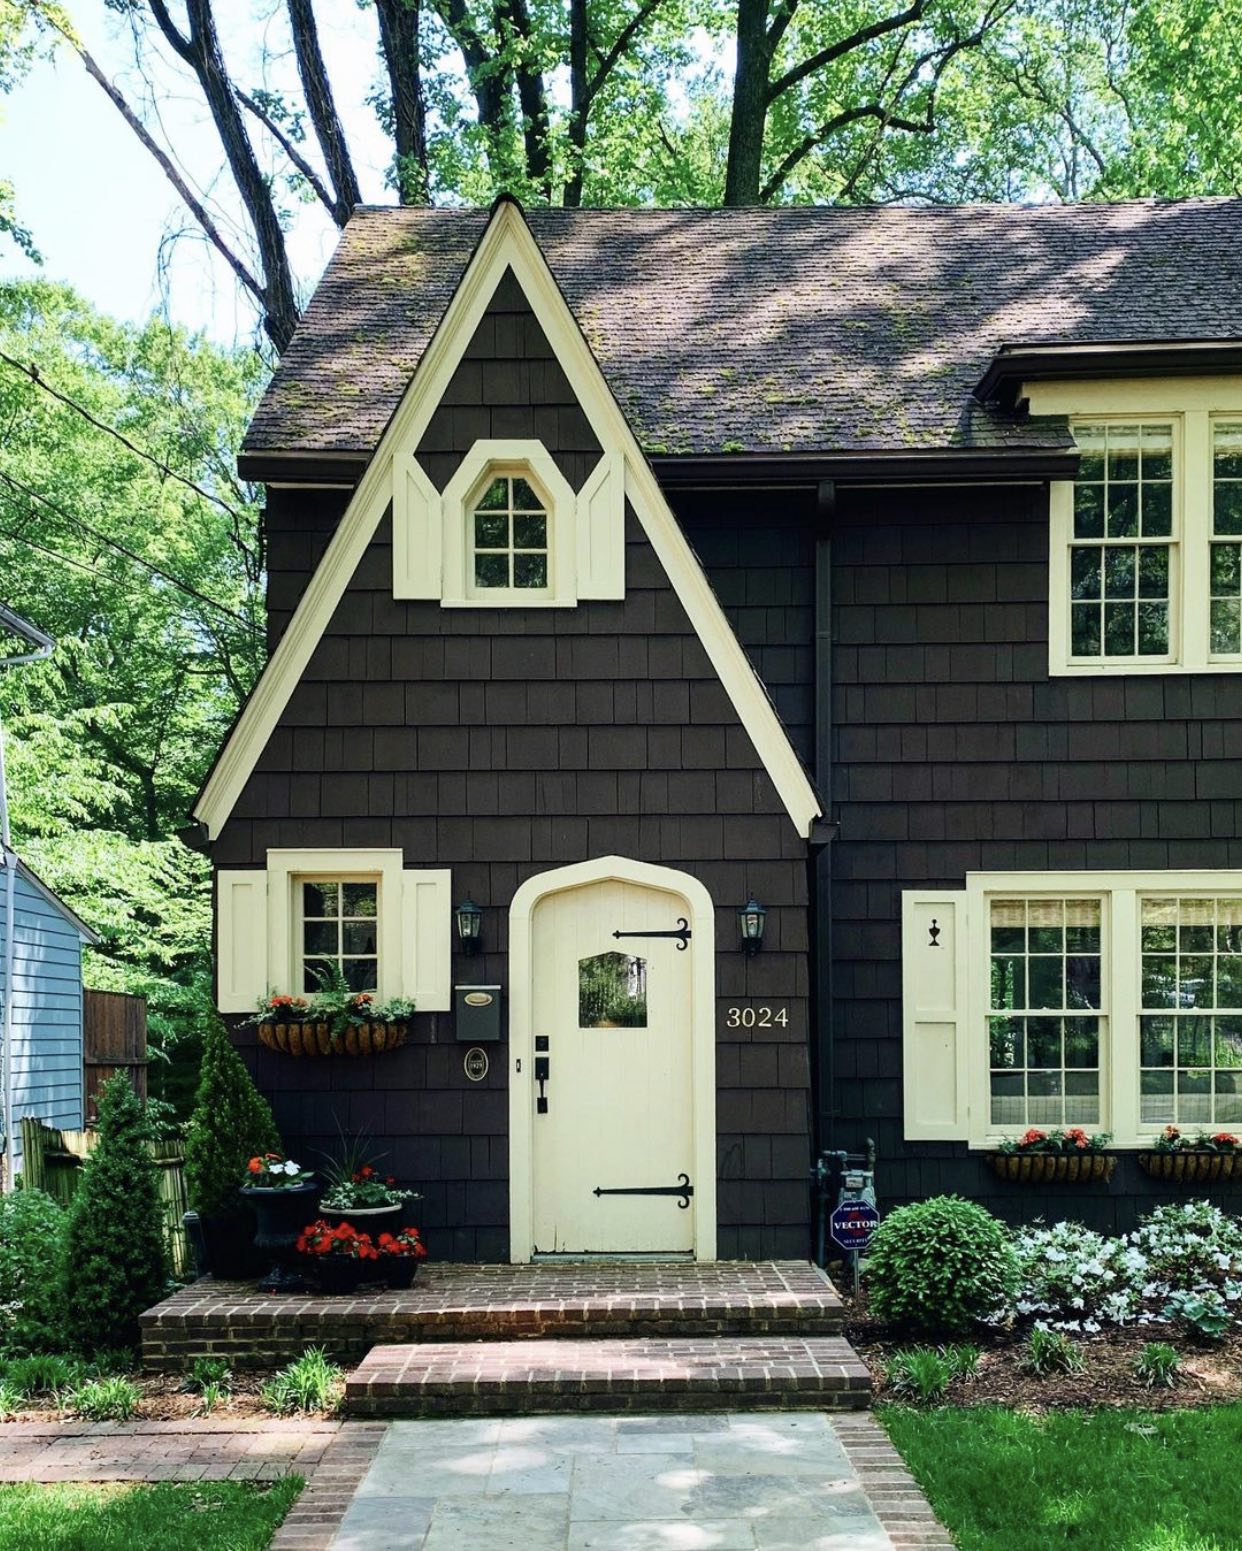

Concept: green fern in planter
[[185, 1019, 282, 1217], [61, 1076, 169, 1354]]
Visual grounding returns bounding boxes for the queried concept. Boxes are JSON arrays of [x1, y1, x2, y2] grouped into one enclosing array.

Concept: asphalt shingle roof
[[244, 199, 1242, 460]]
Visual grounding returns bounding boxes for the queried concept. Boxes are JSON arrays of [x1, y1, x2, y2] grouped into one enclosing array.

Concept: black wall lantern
[[737, 897, 767, 955], [454, 898, 483, 954]]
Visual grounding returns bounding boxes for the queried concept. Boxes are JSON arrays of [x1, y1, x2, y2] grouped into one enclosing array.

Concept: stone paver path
[[330, 1411, 950, 1551]]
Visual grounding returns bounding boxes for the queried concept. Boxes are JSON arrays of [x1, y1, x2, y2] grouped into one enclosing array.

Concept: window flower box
[[246, 978, 415, 1057], [1136, 1127, 1241, 1184], [986, 1128, 1116, 1185], [257, 1020, 409, 1058]]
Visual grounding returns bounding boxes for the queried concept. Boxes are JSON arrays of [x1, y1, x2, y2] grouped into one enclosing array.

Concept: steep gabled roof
[[244, 198, 1242, 466]]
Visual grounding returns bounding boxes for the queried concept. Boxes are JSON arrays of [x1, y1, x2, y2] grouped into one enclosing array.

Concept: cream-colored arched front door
[[508, 858, 716, 1261]]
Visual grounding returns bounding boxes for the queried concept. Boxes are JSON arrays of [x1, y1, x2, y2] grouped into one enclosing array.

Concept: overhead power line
[[0, 349, 252, 524], [0, 472, 255, 628]]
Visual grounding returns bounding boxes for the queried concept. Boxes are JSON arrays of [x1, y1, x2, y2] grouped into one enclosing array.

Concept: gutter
[[0, 605, 55, 1190]]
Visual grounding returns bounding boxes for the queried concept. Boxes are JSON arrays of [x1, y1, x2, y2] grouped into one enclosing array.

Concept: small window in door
[[579, 952, 647, 1028]]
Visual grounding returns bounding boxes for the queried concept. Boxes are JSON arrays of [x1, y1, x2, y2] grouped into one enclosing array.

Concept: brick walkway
[[141, 1262, 845, 1370], [347, 1336, 871, 1417], [0, 1417, 344, 1483]]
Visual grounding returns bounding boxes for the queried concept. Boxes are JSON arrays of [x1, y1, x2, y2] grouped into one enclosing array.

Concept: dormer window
[[470, 473, 551, 598]]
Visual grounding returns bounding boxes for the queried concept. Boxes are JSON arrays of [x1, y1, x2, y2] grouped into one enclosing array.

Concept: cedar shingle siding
[[217, 282, 813, 1260]]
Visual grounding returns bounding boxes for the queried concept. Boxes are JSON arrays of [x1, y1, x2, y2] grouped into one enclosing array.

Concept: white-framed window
[[902, 870, 1242, 1147], [216, 850, 452, 1012], [1036, 379, 1242, 674], [392, 439, 626, 608], [298, 878, 379, 992], [467, 469, 553, 600]]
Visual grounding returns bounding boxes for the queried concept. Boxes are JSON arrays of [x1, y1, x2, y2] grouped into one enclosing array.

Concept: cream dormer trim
[[194, 198, 821, 843]]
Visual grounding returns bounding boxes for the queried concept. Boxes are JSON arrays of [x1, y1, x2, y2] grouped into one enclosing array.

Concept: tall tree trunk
[[566, 0, 589, 206], [724, 0, 772, 205], [375, 0, 430, 202], [502, 0, 552, 196], [435, 0, 513, 176], [287, 0, 363, 223], [148, 0, 300, 349]]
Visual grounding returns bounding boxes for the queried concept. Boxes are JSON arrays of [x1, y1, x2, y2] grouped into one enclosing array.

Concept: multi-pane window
[[1070, 423, 1175, 659], [988, 898, 1104, 1127], [1210, 423, 1242, 656], [470, 476, 549, 594], [301, 881, 378, 992], [1139, 896, 1242, 1126]]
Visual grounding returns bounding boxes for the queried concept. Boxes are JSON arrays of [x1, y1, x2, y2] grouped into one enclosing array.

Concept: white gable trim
[[194, 199, 821, 841]]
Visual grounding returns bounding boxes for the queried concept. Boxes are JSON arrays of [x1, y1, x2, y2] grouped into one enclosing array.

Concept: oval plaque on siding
[[464, 1047, 489, 1082], [464, 991, 493, 1008]]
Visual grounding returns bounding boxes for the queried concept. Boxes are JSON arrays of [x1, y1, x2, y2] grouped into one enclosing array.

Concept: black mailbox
[[454, 984, 502, 1043]]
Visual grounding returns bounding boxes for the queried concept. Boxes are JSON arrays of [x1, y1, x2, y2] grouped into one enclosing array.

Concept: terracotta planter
[[256, 1020, 409, 1058], [986, 1151, 1116, 1184], [1137, 1151, 1241, 1184]]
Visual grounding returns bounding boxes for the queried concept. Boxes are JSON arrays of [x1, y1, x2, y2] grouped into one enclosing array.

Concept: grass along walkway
[[0, 1479, 301, 1551], [882, 1403, 1242, 1551]]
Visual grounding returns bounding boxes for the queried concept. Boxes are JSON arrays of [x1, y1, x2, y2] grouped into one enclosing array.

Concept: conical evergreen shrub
[[62, 1075, 169, 1352], [185, 1019, 282, 1217]]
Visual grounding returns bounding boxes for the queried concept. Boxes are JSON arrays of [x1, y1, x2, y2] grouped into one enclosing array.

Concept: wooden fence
[[83, 990, 148, 1120], [19, 1115, 190, 1277]]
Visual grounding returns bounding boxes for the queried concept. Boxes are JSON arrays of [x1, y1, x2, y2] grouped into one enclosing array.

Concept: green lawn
[[0, 1479, 302, 1551], [882, 1404, 1242, 1551]]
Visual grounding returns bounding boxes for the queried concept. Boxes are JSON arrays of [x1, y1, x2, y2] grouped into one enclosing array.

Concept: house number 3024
[[725, 1006, 789, 1029]]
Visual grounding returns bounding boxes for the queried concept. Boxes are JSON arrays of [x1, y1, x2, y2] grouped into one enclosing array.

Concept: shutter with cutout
[[403, 868, 452, 1011], [216, 870, 269, 1013], [901, 890, 970, 1140], [392, 454, 442, 599]]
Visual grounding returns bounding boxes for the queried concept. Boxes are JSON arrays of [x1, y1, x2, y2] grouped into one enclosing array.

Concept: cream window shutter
[[901, 890, 970, 1140], [577, 450, 625, 600], [392, 454, 443, 599], [217, 870, 269, 1013], [403, 868, 452, 1011]]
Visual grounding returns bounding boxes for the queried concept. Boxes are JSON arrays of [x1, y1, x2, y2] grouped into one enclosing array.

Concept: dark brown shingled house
[[198, 195, 1242, 1257]]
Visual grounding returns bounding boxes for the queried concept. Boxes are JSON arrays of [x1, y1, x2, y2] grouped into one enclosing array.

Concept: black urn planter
[[312, 1257, 369, 1296], [185, 1203, 267, 1281], [242, 1182, 322, 1292], [384, 1258, 420, 1290]]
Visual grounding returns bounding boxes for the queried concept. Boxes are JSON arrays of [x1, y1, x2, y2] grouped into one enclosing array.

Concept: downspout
[[809, 480, 836, 1255], [0, 605, 55, 1190]]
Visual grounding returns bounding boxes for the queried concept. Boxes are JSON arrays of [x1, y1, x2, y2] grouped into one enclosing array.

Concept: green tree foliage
[[0, 280, 265, 1109], [60, 1075, 169, 1352], [0, 1189, 65, 1353], [184, 1020, 281, 1218]]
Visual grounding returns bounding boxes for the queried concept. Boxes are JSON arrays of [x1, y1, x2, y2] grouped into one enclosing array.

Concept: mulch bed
[[845, 1294, 1242, 1411], [0, 1371, 330, 1426]]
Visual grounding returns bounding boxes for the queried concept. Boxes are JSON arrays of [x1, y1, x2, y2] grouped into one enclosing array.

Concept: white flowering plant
[[1010, 1200, 1242, 1335], [242, 1153, 315, 1190]]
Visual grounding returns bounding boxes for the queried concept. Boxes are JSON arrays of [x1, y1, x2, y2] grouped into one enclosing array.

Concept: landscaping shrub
[[1131, 1201, 1242, 1292], [884, 1345, 979, 1404], [1133, 1342, 1182, 1388], [1012, 1220, 1145, 1331], [260, 1348, 342, 1415], [60, 1075, 169, 1354], [2, 1353, 83, 1399], [1021, 1328, 1085, 1377], [65, 1376, 141, 1422], [0, 1188, 66, 1353], [184, 1019, 281, 1218], [865, 1196, 1018, 1336], [1164, 1288, 1231, 1341], [0, 1383, 20, 1421], [184, 1356, 232, 1394]]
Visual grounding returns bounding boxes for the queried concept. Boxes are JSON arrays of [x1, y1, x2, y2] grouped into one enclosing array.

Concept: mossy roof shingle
[[244, 199, 1242, 459]]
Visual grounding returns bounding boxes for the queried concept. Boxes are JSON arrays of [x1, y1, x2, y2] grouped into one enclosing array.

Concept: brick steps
[[140, 1261, 845, 1370], [344, 1335, 872, 1417]]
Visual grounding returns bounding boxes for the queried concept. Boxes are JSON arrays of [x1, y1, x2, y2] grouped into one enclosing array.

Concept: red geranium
[[297, 1218, 380, 1260], [377, 1226, 428, 1260], [1019, 1129, 1047, 1147]]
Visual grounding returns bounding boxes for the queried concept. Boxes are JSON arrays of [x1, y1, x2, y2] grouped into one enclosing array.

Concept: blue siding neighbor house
[[1, 848, 98, 1183]]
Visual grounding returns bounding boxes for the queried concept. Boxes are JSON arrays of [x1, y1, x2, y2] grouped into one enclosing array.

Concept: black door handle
[[534, 1054, 550, 1113]]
